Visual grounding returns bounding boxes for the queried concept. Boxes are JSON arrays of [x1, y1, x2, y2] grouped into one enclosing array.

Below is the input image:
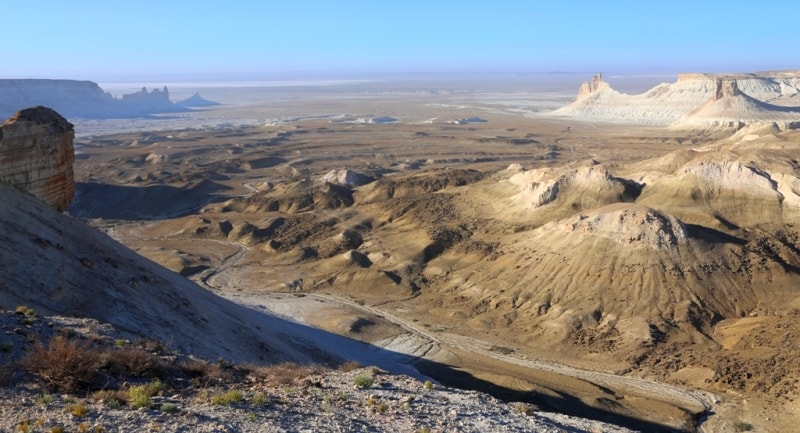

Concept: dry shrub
[[261, 362, 325, 386], [103, 347, 166, 378], [178, 359, 233, 383], [0, 364, 14, 386], [337, 360, 362, 372], [92, 389, 129, 406], [21, 336, 100, 392]]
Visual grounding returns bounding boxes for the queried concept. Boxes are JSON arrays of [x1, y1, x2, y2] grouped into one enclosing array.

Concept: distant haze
[[2, 1, 798, 82]]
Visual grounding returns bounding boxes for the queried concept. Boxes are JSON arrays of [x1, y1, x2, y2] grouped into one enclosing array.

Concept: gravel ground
[[2, 368, 637, 433]]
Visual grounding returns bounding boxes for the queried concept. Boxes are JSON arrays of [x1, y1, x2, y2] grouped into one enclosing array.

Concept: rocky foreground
[[0, 310, 635, 433]]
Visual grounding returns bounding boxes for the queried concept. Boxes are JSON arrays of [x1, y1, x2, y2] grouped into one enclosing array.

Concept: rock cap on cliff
[[0, 106, 75, 211]]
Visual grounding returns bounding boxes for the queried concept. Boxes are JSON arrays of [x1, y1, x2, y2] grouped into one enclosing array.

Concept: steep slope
[[676, 79, 800, 127], [0, 181, 332, 364]]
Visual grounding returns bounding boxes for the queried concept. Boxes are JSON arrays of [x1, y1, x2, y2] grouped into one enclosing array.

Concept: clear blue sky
[[4, 0, 798, 81]]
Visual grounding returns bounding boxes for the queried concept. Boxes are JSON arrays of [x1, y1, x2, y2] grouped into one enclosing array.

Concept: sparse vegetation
[[36, 393, 55, 406], [211, 389, 244, 405], [103, 346, 166, 378], [128, 379, 165, 408], [160, 402, 178, 413], [489, 345, 515, 355], [733, 422, 753, 432], [21, 336, 100, 392], [337, 360, 362, 372], [513, 402, 534, 416], [423, 380, 434, 390], [92, 389, 128, 408], [354, 374, 374, 389], [69, 402, 89, 417], [251, 391, 269, 406]]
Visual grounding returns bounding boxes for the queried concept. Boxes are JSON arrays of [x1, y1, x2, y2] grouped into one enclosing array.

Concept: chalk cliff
[[0, 106, 75, 211], [554, 71, 800, 127]]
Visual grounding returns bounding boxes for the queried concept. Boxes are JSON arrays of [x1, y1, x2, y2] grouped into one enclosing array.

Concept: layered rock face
[[713, 79, 741, 100], [0, 106, 75, 211]]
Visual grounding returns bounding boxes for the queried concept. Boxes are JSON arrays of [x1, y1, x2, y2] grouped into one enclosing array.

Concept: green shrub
[[251, 392, 269, 406], [160, 402, 178, 413], [354, 374, 373, 389], [36, 393, 54, 406], [733, 422, 753, 432], [128, 379, 165, 408], [211, 389, 244, 405]]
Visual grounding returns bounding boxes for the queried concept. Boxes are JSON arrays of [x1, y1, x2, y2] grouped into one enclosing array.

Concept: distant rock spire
[[577, 73, 609, 99]]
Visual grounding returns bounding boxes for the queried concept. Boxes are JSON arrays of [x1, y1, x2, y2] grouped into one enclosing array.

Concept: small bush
[[36, 393, 54, 406], [92, 389, 128, 408], [49, 426, 65, 433], [251, 392, 269, 406], [422, 380, 434, 390], [69, 403, 89, 417], [260, 362, 323, 386], [375, 402, 389, 413], [103, 347, 165, 377], [211, 389, 244, 406], [0, 365, 14, 386], [0, 341, 13, 353], [15, 306, 36, 317], [733, 422, 753, 432], [489, 345, 515, 355], [337, 360, 362, 372], [128, 379, 165, 408], [160, 402, 178, 413], [354, 374, 374, 389], [513, 402, 534, 416], [22, 336, 100, 392]]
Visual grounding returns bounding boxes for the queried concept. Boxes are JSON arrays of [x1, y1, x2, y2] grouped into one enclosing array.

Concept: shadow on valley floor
[[238, 300, 694, 433], [70, 181, 231, 220], [412, 358, 689, 433]]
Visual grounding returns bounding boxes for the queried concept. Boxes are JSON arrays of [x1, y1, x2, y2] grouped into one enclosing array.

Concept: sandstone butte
[[0, 106, 75, 211]]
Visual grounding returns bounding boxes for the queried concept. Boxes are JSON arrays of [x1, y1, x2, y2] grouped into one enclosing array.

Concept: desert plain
[[62, 74, 800, 432]]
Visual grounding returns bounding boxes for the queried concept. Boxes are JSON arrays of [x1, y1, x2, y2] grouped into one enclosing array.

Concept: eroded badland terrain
[[5, 73, 800, 432]]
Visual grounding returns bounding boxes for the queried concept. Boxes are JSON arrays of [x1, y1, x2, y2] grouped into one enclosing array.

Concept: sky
[[3, 0, 799, 81]]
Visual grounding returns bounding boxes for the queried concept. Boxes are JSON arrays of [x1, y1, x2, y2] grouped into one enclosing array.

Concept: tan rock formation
[[576, 73, 609, 99], [713, 79, 741, 100], [0, 106, 75, 211]]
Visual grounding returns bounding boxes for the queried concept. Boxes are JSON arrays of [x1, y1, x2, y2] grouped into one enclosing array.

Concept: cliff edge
[[0, 106, 75, 211]]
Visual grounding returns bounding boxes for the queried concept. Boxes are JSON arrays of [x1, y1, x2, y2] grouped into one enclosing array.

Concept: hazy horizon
[[4, 1, 798, 82]]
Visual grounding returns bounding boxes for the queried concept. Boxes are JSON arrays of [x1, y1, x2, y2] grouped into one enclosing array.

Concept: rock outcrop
[[0, 79, 190, 119], [176, 92, 221, 107], [0, 106, 75, 211], [576, 73, 610, 99]]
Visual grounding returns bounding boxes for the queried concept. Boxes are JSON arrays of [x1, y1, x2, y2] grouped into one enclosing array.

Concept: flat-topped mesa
[[0, 106, 75, 211], [577, 73, 610, 99]]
